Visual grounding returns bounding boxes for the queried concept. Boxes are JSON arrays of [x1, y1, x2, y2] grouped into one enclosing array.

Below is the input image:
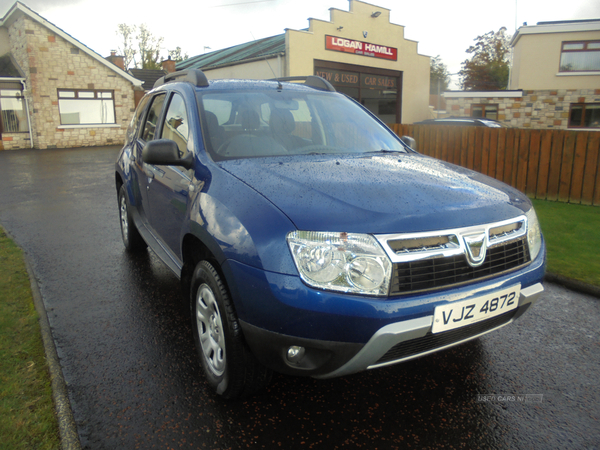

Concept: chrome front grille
[[376, 216, 532, 296], [390, 238, 529, 295]]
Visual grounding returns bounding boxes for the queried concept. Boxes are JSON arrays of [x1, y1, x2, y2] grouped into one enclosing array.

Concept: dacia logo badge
[[462, 232, 487, 267]]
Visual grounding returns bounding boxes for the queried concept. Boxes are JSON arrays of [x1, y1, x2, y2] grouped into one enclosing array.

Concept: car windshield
[[199, 89, 407, 160]]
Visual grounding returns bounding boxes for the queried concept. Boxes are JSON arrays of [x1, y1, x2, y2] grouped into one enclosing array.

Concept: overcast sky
[[1, 0, 599, 88]]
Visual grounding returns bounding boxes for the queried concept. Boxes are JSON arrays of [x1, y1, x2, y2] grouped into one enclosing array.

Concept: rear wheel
[[190, 260, 272, 399], [118, 184, 147, 252]]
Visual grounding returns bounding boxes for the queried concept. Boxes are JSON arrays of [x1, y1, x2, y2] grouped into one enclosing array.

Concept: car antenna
[[250, 32, 281, 89]]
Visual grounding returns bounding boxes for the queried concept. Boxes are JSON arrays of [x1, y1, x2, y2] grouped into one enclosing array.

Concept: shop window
[[361, 87, 398, 124], [0, 89, 28, 133], [472, 104, 498, 120], [314, 62, 400, 123], [58, 89, 116, 125], [569, 104, 600, 128], [560, 41, 600, 72]]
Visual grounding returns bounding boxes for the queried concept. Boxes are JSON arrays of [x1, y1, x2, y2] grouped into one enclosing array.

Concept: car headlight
[[525, 207, 542, 261], [287, 231, 392, 296]]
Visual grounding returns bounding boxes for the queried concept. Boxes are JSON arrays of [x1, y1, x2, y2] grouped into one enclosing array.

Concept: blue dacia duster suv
[[115, 70, 545, 398]]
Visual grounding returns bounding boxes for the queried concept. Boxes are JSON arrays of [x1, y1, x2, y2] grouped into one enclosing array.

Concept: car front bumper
[[224, 246, 546, 378], [315, 282, 543, 378]]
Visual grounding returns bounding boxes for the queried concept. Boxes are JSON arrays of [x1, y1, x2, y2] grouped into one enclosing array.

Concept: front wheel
[[190, 260, 272, 399], [118, 184, 147, 252]]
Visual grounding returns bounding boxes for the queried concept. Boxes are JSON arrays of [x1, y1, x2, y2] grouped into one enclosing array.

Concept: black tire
[[190, 260, 272, 399], [118, 184, 147, 252]]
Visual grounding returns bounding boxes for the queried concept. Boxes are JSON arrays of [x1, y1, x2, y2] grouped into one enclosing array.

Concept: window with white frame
[[58, 89, 116, 125], [559, 41, 600, 72], [0, 88, 28, 133]]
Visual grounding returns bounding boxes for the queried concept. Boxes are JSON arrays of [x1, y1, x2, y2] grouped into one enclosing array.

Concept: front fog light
[[287, 346, 305, 363]]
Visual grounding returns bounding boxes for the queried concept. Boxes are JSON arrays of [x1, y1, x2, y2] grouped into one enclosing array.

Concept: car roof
[[152, 69, 336, 94], [200, 79, 324, 93], [415, 117, 505, 127]]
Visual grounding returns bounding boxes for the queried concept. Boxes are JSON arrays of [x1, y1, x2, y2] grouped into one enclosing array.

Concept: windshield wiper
[[364, 149, 406, 154]]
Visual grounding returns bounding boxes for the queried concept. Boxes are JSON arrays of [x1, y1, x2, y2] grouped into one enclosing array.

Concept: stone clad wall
[[4, 15, 33, 150], [0, 130, 30, 149], [6, 16, 136, 149], [444, 89, 600, 129]]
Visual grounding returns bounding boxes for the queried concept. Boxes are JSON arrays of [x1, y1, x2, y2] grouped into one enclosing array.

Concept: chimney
[[106, 50, 125, 71], [162, 56, 176, 73]]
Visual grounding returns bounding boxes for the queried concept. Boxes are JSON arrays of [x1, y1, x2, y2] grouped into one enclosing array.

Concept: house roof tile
[[177, 34, 285, 71], [129, 69, 166, 91]]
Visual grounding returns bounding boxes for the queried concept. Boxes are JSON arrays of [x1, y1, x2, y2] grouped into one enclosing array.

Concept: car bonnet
[[218, 153, 530, 234]]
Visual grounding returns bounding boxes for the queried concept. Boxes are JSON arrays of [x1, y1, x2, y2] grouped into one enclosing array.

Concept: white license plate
[[432, 284, 521, 334]]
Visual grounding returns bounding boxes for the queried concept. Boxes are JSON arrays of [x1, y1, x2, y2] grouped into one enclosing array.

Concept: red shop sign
[[325, 35, 398, 61]]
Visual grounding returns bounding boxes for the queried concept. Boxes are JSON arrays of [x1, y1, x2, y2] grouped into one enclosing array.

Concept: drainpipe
[[20, 79, 34, 148], [276, 53, 285, 77], [280, 52, 287, 77], [507, 48, 514, 90], [277, 54, 281, 78]]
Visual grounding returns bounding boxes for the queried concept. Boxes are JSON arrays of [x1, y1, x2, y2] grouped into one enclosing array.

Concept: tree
[[116, 24, 185, 70], [116, 24, 137, 70], [459, 27, 511, 91], [168, 47, 189, 63], [137, 24, 164, 70], [430, 55, 450, 95]]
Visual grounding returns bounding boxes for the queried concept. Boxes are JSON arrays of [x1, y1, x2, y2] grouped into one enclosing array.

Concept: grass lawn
[[0, 229, 60, 450], [532, 199, 600, 287]]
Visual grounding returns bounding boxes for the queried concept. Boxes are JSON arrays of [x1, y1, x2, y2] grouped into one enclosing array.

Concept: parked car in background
[[415, 117, 507, 127], [115, 70, 545, 399]]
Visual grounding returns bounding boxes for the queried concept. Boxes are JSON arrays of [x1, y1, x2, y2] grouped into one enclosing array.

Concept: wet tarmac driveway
[[0, 147, 599, 449]]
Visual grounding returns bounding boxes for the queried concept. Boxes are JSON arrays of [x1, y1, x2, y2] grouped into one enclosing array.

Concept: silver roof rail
[[154, 69, 209, 89]]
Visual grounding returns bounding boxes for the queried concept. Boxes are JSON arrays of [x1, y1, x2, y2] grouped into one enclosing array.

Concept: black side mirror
[[400, 135, 416, 150], [142, 139, 193, 170]]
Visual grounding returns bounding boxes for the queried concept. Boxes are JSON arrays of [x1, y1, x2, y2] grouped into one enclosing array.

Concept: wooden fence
[[389, 124, 600, 207]]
